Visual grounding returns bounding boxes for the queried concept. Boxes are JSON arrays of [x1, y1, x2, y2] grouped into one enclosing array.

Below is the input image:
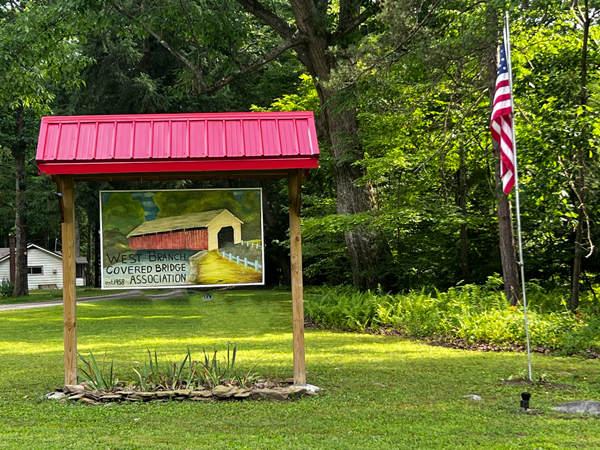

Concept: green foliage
[[306, 281, 600, 356], [198, 343, 252, 388], [1, 279, 14, 298], [133, 344, 256, 390], [133, 348, 194, 391], [78, 351, 119, 391]]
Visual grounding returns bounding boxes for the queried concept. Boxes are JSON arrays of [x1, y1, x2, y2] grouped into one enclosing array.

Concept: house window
[[27, 266, 43, 275]]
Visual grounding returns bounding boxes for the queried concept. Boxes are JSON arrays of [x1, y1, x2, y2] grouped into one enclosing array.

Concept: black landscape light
[[520, 392, 531, 410]]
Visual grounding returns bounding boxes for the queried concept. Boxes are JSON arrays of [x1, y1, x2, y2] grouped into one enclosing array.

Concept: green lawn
[[0, 287, 131, 306], [0, 290, 599, 449]]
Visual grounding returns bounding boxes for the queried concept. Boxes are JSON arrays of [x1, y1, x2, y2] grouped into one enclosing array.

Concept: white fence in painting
[[240, 240, 262, 249], [220, 251, 262, 271]]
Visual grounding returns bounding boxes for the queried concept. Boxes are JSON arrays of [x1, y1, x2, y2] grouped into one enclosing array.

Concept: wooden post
[[288, 169, 306, 385], [57, 176, 77, 386]]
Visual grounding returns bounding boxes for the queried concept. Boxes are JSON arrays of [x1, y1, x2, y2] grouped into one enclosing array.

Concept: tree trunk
[[570, 0, 590, 311], [13, 148, 29, 297], [288, 0, 388, 290], [486, 5, 519, 305], [459, 142, 469, 282]]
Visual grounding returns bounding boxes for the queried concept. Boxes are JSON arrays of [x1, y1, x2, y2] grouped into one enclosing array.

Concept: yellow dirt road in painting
[[196, 250, 262, 284]]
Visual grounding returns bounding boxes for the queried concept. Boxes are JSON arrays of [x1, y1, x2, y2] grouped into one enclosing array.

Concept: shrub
[[133, 344, 258, 391], [305, 280, 600, 356], [78, 351, 119, 390], [1, 280, 14, 298]]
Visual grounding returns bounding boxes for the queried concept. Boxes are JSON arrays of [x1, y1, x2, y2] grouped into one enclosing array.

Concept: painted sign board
[[100, 189, 264, 289]]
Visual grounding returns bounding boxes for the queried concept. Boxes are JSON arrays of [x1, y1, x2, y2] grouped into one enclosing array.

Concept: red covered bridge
[[127, 209, 242, 251]]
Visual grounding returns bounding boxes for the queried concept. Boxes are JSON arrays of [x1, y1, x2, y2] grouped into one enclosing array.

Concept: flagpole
[[504, 11, 533, 382]]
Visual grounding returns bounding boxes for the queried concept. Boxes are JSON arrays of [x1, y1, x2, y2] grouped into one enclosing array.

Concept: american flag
[[491, 41, 515, 194]]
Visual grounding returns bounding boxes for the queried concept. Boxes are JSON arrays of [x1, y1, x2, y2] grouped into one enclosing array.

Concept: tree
[[0, 1, 90, 296], [485, 3, 520, 305], [107, 0, 401, 289]]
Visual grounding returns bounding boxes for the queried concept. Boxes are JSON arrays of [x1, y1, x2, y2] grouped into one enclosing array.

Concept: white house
[[0, 243, 87, 290]]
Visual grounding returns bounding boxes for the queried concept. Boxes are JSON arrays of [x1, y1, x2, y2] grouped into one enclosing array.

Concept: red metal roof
[[35, 112, 319, 176]]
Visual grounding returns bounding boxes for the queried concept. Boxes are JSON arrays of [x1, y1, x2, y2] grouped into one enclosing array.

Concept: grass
[[0, 287, 132, 306], [0, 289, 599, 449]]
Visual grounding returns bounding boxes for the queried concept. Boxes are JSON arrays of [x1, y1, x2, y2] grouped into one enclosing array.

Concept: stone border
[[47, 384, 320, 405]]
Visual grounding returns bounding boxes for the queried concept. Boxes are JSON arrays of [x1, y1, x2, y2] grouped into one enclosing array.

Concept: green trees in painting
[[153, 190, 262, 240], [101, 192, 145, 266]]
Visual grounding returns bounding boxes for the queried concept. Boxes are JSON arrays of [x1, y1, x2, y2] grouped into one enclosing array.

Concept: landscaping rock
[[233, 388, 252, 399], [155, 391, 175, 399], [190, 390, 213, 398], [115, 390, 136, 396], [51, 381, 316, 405], [251, 388, 287, 401], [293, 384, 321, 394], [174, 389, 191, 397], [47, 392, 67, 400], [64, 384, 85, 394], [100, 394, 123, 401], [285, 387, 307, 399], [212, 385, 238, 398], [83, 392, 101, 401], [137, 392, 156, 401], [552, 401, 600, 415]]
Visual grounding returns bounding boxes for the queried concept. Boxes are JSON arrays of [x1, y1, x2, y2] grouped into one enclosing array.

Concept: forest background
[[0, 0, 599, 325]]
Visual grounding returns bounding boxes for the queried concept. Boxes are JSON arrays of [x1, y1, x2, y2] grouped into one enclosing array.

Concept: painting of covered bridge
[[127, 209, 243, 251]]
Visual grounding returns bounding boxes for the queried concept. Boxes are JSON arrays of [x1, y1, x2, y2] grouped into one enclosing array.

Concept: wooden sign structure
[[35, 112, 319, 386]]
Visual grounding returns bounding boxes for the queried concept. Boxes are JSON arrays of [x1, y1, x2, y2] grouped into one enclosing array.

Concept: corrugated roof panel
[[170, 121, 188, 158], [58, 123, 78, 160], [225, 120, 243, 157], [76, 123, 96, 160], [133, 122, 151, 159], [44, 123, 60, 160], [152, 121, 170, 159], [36, 112, 319, 175], [295, 119, 311, 156], [242, 120, 261, 157], [278, 119, 298, 156], [260, 119, 280, 156], [114, 122, 133, 159], [189, 120, 206, 158], [96, 122, 115, 160], [207, 121, 224, 157]]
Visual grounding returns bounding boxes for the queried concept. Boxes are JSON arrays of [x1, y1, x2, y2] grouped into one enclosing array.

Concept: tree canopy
[[0, 0, 599, 307]]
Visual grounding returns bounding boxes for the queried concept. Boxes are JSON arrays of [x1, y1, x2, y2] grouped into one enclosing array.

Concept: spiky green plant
[[78, 351, 118, 391]]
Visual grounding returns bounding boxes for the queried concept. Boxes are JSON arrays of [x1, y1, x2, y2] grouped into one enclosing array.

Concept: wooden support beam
[[57, 176, 77, 386], [288, 169, 306, 385]]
